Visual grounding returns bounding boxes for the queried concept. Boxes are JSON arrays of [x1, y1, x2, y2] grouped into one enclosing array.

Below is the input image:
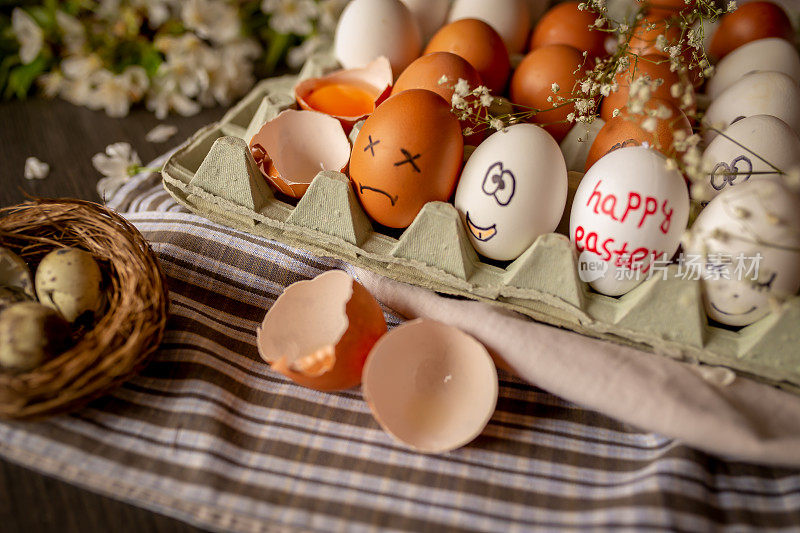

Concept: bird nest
[[0, 199, 168, 419]]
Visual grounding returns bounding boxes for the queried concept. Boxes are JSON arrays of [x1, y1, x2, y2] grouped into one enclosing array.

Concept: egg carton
[[161, 53, 800, 395]]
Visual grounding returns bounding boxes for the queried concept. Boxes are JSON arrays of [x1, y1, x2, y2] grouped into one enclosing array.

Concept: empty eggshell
[[249, 109, 351, 198], [706, 38, 800, 100], [256, 270, 387, 391], [699, 115, 800, 201], [703, 71, 800, 145], [362, 319, 498, 454], [295, 56, 393, 133]]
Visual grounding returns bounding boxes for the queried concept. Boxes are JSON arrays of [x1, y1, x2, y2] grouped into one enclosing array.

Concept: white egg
[[454, 124, 567, 261], [707, 38, 800, 100], [399, 0, 450, 42], [684, 179, 800, 327], [448, 0, 531, 54], [334, 0, 422, 77], [704, 71, 800, 145], [700, 115, 800, 201], [569, 146, 690, 296], [560, 118, 605, 173]]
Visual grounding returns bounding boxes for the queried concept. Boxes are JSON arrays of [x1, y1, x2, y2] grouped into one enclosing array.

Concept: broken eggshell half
[[249, 109, 352, 199], [256, 270, 387, 391], [294, 56, 393, 133], [362, 319, 498, 454]]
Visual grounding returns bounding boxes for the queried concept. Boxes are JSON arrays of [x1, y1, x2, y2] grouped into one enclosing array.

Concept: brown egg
[[637, 0, 697, 17], [600, 54, 695, 122], [510, 44, 588, 142], [628, 15, 702, 86], [424, 18, 511, 94], [529, 1, 608, 61], [709, 1, 794, 60], [392, 52, 486, 145], [350, 89, 464, 228], [585, 98, 693, 171]]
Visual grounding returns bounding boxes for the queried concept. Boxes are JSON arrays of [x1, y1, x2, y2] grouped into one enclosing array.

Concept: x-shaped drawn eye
[[481, 161, 516, 206]]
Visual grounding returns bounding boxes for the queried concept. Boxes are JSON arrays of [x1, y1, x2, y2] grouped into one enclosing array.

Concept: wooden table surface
[[0, 97, 229, 533]]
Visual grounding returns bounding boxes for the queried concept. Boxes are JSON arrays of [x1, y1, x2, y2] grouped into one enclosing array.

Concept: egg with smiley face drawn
[[454, 124, 568, 261], [350, 89, 464, 229], [684, 178, 800, 327]]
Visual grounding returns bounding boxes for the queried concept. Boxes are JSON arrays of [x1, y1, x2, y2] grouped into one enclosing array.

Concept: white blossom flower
[[12, 8, 43, 65], [479, 92, 494, 107], [24, 157, 49, 180], [38, 71, 65, 98], [263, 0, 318, 35], [641, 117, 657, 133], [182, 0, 241, 43], [92, 66, 149, 117], [489, 117, 505, 131], [454, 78, 470, 96], [145, 124, 179, 143], [55, 11, 86, 54], [317, 0, 349, 33], [133, 0, 176, 28], [146, 70, 202, 119], [727, 1, 738, 12], [201, 39, 260, 105], [60, 54, 104, 106], [551, 82, 560, 93], [438, 75, 449, 85], [287, 35, 328, 69], [92, 143, 142, 199]]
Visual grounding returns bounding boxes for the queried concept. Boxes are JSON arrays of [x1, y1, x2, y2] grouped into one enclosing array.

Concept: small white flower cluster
[[439, 75, 504, 134]]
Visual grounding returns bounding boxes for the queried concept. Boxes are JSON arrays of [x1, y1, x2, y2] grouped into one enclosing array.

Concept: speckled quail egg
[[0, 302, 71, 371], [35, 247, 104, 323], [0, 247, 35, 296]]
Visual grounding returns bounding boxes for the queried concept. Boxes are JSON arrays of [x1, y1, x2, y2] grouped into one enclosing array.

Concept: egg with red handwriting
[[454, 124, 568, 260], [448, 0, 531, 54], [707, 38, 800, 100], [699, 115, 800, 201], [392, 52, 486, 145], [683, 178, 800, 326], [510, 44, 588, 143], [350, 89, 464, 228], [334, 0, 422, 77], [703, 71, 800, 145], [424, 18, 511, 93], [570, 146, 690, 296], [530, 1, 608, 61], [709, 1, 794, 60]]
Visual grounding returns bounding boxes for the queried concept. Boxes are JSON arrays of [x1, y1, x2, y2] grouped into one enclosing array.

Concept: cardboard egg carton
[[162, 53, 800, 395]]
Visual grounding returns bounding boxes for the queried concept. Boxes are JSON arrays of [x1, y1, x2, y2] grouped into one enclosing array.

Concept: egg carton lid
[[161, 50, 800, 396]]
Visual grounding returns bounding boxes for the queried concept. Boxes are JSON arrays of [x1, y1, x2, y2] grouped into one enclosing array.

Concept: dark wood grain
[[0, 97, 228, 532]]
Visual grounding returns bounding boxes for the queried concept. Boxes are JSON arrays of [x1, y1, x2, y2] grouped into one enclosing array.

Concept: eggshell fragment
[[362, 319, 498, 454], [257, 270, 387, 391], [249, 109, 351, 199], [295, 56, 393, 133]]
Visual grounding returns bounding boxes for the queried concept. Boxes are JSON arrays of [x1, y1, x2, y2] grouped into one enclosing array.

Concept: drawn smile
[[710, 303, 758, 316], [465, 212, 497, 242], [358, 183, 398, 206]]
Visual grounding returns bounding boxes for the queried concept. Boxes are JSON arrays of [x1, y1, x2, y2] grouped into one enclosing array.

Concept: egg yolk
[[305, 83, 375, 117]]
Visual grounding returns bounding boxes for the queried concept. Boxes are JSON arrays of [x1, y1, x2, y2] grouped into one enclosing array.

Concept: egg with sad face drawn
[[350, 89, 464, 228], [454, 124, 568, 261], [684, 178, 800, 327]]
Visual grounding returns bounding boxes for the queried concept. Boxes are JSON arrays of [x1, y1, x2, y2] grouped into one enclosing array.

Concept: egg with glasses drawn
[[683, 179, 800, 327], [454, 124, 568, 261], [699, 115, 800, 201], [350, 89, 463, 229]]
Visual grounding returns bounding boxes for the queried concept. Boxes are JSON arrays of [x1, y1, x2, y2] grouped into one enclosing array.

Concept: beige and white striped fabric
[[1, 170, 800, 532]]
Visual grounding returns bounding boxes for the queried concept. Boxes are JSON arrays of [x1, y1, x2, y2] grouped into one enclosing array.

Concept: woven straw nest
[[0, 199, 168, 419]]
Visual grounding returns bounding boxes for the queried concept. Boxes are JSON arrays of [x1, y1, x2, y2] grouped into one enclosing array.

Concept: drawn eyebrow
[[364, 135, 380, 157], [358, 183, 398, 206], [394, 148, 421, 173]]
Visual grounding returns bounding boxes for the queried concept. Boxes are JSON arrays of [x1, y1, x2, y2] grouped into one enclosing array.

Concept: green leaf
[[4, 54, 48, 99], [263, 30, 291, 75]]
